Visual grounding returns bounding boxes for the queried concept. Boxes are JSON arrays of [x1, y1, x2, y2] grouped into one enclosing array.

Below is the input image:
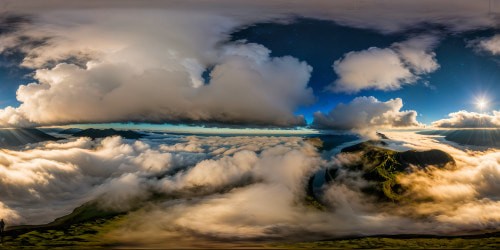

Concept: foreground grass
[[275, 236, 500, 249], [2, 225, 499, 249], [1, 216, 124, 249]]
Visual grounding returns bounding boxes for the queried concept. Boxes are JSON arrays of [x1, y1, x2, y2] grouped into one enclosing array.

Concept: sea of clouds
[[0, 132, 499, 246]]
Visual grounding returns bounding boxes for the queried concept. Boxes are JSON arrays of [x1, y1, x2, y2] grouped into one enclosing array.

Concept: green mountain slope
[[327, 141, 455, 201]]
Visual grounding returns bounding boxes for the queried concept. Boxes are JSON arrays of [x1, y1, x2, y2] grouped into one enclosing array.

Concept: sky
[[0, 0, 499, 135], [1, 2, 500, 246], [232, 20, 500, 124]]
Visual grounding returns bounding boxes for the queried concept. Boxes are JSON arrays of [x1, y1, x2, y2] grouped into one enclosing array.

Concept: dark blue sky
[[0, 52, 29, 108], [231, 19, 500, 124]]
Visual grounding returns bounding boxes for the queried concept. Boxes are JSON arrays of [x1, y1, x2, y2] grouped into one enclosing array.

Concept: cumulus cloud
[[329, 35, 440, 93], [312, 96, 420, 137], [393, 35, 440, 74], [329, 48, 414, 93], [432, 110, 500, 128], [0, 10, 313, 128]]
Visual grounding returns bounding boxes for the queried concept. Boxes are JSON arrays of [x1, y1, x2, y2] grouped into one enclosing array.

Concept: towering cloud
[[329, 35, 440, 93], [432, 110, 500, 128], [313, 96, 420, 137], [0, 10, 314, 127]]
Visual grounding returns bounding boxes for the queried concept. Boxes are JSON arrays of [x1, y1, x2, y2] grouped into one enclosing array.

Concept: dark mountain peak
[[396, 149, 455, 169], [376, 132, 389, 139], [341, 141, 454, 169], [59, 128, 83, 134]]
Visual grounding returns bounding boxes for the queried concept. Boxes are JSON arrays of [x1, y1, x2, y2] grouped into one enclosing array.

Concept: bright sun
[[476, 98, 488, 110]]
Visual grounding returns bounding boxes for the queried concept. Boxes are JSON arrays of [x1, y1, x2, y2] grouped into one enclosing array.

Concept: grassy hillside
[[275, 234, 500, 249], [2, 201, 124, 249], [6, 202, 122, 235], [1, 217, 123, 249], [3, 220, 499, 249]]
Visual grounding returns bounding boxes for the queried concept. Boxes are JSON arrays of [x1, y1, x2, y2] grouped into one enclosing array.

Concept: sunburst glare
[[476, 97, 489, 112]]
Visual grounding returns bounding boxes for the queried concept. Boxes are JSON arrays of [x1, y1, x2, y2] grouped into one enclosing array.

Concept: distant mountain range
[[58, 128, 84, 134], [418, 129, 500, 148], [0, 127, 146, 149], [71, 128, 144, 139], [0, 128, 58, 148]]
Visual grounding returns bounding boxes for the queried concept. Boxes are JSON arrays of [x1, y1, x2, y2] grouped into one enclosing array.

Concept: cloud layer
[[1, 131, 500, 247], [312, 96, 420, 137], [432, 110, 500, 128], [0, 134, 310, 224], [3, 0, 498, 33]]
